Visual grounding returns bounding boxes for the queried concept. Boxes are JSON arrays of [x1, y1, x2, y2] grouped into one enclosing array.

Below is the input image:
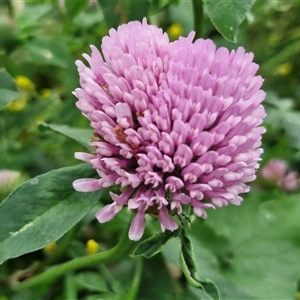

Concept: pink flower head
[[73, 19, 266, 240]]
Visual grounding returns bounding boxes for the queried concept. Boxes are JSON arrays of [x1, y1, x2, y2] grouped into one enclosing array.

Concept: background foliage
[[1, 0, 300, 299]]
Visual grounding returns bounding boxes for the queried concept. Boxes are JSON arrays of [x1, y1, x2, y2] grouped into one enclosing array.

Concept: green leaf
[[16, 4, 53, 36], [203, 0, 256, 42], [73, 8, 104, 28], [0, 69, 19, 111], [180, 230, 220, 300], [200, 193, 300, 298], [24, 37, 72, 68], [0, 164, 102, 265], [132, 229, 180, 258], [39, 122, 92, 150], [138, 253, 176, 299], [97, 0, 150, 29], [75, 271, 108, 292], [65, 0, 88, 18]]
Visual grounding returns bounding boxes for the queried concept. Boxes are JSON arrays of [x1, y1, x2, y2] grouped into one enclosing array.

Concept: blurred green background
[[1, 0, 300, 299]]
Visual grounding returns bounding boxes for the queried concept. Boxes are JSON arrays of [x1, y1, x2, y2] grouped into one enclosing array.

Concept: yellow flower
[[44, 242, 59, 255], [15, 75, 35, 92], [86, 239, 100, 254], [41, 89, 51, 98], [6, 76, 35, 111], [167, 23, 183, 40], [33, 115, 45, 124], [6, 97, 27, 112], [276, 63, 292, 76]]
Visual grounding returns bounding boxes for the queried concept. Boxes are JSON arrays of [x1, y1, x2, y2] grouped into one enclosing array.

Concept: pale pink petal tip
[[73, 178, 102, 192], [129, 211, 146, 241], [95, 203, 122, 223]]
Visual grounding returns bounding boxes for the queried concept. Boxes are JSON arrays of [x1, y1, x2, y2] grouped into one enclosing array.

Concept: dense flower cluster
[[73, 19, 266, 240]]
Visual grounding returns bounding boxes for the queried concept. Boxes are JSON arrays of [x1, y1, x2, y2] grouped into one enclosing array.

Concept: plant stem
[[192, 0, 203, 39], [12, 223, 134, 291], [65, 272, 77, 300], [121, 257, 143, 300]]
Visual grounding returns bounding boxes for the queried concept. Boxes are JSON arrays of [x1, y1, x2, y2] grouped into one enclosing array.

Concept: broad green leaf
[[39, 122, 92, 150], [132, 229, 180, 258], [97, 0, 150, 29], [197, 193, 300, 298], [180, 230, 220, 300], [75, 272, 108, 292], [65, 0, 88, 18], [0, 164, 102, 265], [203, 0, 256, 42], [73, 8, 104, 28], [0, 69, 19, 111], [138, 253, 176, 299], [16, 4, 53, 36], [24, 37, 72, 68]]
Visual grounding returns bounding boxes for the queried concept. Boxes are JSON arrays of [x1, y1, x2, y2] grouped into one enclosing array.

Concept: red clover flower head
[[73, 19, 266, 241]]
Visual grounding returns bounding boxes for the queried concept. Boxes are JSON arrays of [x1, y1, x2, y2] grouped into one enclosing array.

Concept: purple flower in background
[[0, 170, 21, 188], [0, 169, 22, 198], [73, 19, 266, 240], [261, 159, 298, 191]]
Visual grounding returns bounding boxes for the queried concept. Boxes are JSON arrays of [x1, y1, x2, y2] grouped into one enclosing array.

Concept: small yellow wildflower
[[167, 23, 183, 40], [86, 239, 100, 254], [15, 75, 35, 92], [6, 76, 35, 112], [6, 97, 27, 112], [41, 89, 51, 98], [44, 242, 59, 255], [276, 63, 292, 76], [33, 115, 46, 125]]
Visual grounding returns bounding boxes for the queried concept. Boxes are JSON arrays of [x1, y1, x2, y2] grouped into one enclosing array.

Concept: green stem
[[7, 226, 77, 286], [12, 223, 134, 291], [121, 257, 143, 300], [192, 0, 203, 39], [65, 272, 77, 300]]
